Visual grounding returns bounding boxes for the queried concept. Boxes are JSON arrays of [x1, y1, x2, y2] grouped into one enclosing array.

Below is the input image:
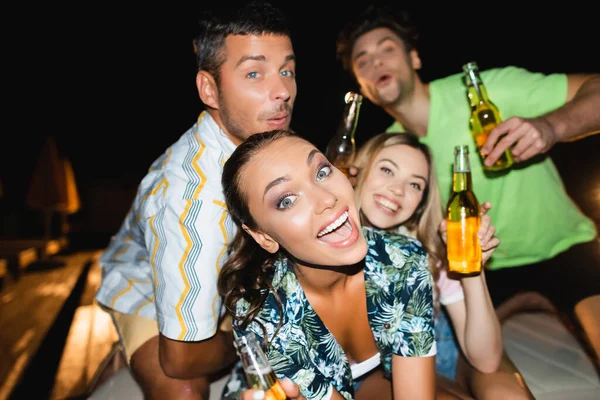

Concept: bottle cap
[[462, 61, 479, 73], [344, 91, 363, 105]]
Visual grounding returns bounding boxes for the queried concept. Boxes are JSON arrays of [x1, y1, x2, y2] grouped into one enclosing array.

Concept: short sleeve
[[393, 252, 437, 358]]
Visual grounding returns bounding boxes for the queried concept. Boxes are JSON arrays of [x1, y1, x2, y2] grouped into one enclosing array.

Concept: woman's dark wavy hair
[[218, 129, 297, 334], [193, 1, 291, 85], [336, 5, 419, 78]]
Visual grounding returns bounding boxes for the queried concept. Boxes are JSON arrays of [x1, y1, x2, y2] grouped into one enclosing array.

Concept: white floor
[[88, 368, 229, 400], [89, 312, 600, 400]]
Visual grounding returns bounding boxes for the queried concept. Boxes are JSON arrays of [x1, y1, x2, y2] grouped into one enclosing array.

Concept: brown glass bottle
[[446, 145, 482, 275], [325, 91, 363, 178], [463, 61, 513, 172]]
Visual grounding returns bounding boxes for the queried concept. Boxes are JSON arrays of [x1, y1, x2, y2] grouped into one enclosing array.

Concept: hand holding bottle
[[239, 378, 306, 400], [480, 115, 558, 166], [234, 332, 287, 400], [463, 61, 514, 172], [439, 201, 500, 266], [446, 145, 482, 275]]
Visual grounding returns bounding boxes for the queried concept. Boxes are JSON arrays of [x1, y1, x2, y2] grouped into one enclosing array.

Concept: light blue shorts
[[435, 310, 460, 381]]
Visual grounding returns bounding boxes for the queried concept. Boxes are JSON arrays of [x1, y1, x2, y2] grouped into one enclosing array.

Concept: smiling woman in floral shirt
[[218, 130, 436, 400]]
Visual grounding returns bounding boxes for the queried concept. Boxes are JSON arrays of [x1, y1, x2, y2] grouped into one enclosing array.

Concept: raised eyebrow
[[377, 157, 399, 169], [353, 36, 396, 61], [282, 54, 296, 65], [236, 54, 266, 68], [306, 149, 320, 166], [263, 175, 290, 201], [236, 53, 295, 69], [412, 174, 428, 184]]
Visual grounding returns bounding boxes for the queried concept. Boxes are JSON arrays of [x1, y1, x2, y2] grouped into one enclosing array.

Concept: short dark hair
[[193, 1, 291, 84], [336, 5, 419, 75]]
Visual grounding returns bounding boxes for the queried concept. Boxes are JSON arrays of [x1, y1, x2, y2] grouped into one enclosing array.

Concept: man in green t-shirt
[[335, 5, 599, 320]]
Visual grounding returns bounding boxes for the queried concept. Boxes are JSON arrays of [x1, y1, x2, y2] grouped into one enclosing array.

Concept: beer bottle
[[325, 91, 363, 178], [463, 61, 513, 171], [446, 145, 482, 275], [234, 332, 286, 400]]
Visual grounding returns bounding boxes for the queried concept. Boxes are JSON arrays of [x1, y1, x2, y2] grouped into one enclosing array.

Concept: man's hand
[[239, 378, 306, 400], [481, 116, 557, 166]]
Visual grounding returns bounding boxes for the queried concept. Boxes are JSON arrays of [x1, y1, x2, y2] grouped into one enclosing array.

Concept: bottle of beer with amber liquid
[[463, 61, 513, 172], [234, 332, 286, 400], [325, 91, 363, 178], [446, 145, 482, 275]]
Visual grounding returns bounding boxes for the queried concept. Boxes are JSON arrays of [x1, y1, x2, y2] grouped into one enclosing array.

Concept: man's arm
[[482, 73, 600, 165], [159, 330, 237, 378], [147, 187, 236, 379]]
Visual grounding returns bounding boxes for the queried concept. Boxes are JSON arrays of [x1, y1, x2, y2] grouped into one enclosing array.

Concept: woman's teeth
[[317, 211, 349, 237], [377, 198, 398, 211]]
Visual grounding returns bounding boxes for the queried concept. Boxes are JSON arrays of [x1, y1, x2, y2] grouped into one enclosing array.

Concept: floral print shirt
[[222, 227, 436, 400]]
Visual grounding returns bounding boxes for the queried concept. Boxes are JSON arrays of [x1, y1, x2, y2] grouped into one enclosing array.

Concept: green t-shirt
[[387, 66, 597, 270]]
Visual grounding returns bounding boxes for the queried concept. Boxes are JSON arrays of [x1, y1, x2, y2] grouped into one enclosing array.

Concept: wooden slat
[[49, 304, 119, 399], [0, 237, 68, 259], [0, 252, 94, 400], [0, 247, 38, 272], [50, 259, 120, 400], [575, 295, 600, 367]]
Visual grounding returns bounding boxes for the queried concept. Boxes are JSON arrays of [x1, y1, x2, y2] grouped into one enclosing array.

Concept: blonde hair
[[353, 132, 447, 282]]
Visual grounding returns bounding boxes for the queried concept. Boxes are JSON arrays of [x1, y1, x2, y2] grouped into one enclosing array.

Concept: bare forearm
[[392, 356, 435, 400], [461, 273, 502, 372], [545, 75, 600, 142], [159, 330, 237, 379]]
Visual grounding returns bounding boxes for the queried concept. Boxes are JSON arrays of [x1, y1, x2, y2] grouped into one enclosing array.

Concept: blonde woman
[[352, 132, 534, 399]]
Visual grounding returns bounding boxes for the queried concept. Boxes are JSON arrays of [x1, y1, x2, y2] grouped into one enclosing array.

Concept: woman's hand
[[438, 201, 500, 266], [478, 201, 500, 265], [239, 378, 306, 400], [348, 165, 359, 187]]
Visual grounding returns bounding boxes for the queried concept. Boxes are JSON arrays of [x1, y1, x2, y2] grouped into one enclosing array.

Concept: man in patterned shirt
[[95, 2, 297, 398]]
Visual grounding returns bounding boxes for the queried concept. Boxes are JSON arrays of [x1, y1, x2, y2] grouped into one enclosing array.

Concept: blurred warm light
[[26, 136, 81, 240]]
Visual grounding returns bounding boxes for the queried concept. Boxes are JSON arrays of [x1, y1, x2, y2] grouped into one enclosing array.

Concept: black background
[[2, 1, 599, 239]]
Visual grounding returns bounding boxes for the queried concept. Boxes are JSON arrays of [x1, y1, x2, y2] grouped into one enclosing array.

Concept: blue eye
[[281, 70, 295, 77], [276, 194, 297, 209], [317, 164, 332, 180], [247, 71, 258, 79]]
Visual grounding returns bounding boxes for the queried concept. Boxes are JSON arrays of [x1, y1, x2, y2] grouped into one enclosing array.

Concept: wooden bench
[[0, 246, 38, 277], [574, 295, 600, 367], [0, 237, 68, 260], [0, 252, 95, 400]]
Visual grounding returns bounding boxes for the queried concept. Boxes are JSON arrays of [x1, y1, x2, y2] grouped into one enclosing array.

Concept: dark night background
[[2, 2, 599, 246]]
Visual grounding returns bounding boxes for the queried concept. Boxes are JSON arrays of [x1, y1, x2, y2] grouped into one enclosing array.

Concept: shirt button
[[384, 323, 391, 329]]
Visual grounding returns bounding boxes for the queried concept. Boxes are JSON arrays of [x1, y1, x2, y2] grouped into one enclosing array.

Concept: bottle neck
[[325, 92, 362, 167], [452, 171, 473, 192], [465, 69, 490, 106], [338, 97, 361, 140], [452, 151, 472, 192]]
